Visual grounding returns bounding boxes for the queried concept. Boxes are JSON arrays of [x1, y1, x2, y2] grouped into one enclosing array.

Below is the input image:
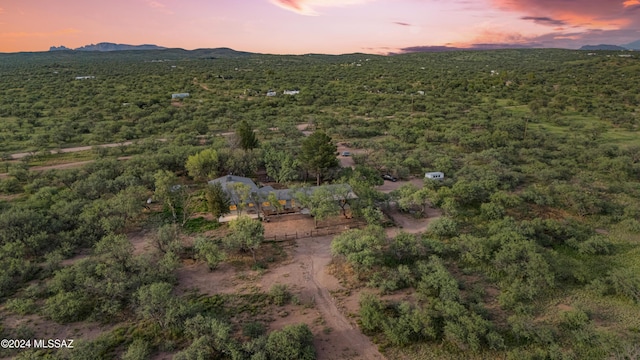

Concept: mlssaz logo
[[34, 339, 74, 349]]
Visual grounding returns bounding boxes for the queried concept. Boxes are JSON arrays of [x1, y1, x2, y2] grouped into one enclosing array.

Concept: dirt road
[[0, 156, 133, 179], [260, 235, 385, 360], [7, 141, 137, 160]]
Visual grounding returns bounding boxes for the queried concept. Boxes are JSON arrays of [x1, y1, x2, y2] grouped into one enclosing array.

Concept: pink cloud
[[492, 0, 635, 28], [144, 0, 173, 14], [269, 0, 373, 15]]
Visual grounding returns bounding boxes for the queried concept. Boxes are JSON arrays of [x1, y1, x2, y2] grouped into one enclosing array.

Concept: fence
[[264, 221, 366, 243]]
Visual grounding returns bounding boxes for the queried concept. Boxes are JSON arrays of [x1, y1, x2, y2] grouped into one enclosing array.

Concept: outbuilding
[[425, 172, 444, 180]]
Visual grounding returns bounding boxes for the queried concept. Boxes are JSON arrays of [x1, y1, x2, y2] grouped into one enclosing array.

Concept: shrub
[[359, 293, 385, 333], [122, 339, 151, 360], [560, 309, 590, 331], [266, 324, 315, 360], [243, 322, 266, 339], [428, 217, 459, 238], [43, 291, 92, 323], [194, 237, 225, 270], [269, 284, 291, 306], [606, 268, 640, 303], [5, 298, 37, 316]]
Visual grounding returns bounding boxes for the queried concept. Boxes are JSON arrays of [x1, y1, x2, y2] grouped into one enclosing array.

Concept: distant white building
[[266, 90, 277, 97], [171, 93, 190, 99], [425, 172, 444, 180], [75, 76, 95, 80], [283, 90, 300, 95]]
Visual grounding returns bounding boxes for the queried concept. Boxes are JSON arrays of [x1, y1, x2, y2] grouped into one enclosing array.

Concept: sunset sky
[[1, 0, 639, 54]]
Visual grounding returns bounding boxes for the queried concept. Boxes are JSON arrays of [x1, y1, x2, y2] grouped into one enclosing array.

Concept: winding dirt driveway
[[260, 235, 385, 360]]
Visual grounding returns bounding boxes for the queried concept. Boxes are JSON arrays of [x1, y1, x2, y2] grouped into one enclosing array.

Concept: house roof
[[208, 175, 259, 193], [208, 175, 357, 204]]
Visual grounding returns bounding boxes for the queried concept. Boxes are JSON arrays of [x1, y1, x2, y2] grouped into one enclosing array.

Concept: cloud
[[144, 0, 173, 14], [493, 0, 637, 28], [521, 16, 567, 27], [269, 0, 373, 15], [485, 0, 640, 47]]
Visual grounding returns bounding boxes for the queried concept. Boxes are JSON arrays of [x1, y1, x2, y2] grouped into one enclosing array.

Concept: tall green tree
[[293, 185, 340, 228], [154, 170, 194, 225], [224, 215, 264, 263], [204, 182, 231, 220], [300, 131, 338, 186], [236, 120, 259, 151], [185, 148, 219, 181], [264, 147, 300, 184]]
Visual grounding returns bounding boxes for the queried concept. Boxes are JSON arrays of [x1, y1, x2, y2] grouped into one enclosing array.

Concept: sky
[[0, 0, 639, 54]]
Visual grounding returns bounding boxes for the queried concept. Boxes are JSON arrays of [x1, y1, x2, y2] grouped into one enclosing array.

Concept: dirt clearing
[[176, 234, 384, 360]]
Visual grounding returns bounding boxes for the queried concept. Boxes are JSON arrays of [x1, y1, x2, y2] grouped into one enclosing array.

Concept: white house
[[266, 90, 277, 97], [425, 172, 444, 180], [283, 90, 300, 95]]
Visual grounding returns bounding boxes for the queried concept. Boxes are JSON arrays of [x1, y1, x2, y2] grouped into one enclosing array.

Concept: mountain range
[[49, 40, 640, 54], [50, 42, 166, 52], [579, 44, 628, 51]]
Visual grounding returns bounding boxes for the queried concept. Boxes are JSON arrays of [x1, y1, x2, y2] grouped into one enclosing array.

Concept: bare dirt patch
[[175, 233, 384, 359], [175, 261, 256, 295], [384, 204, 442, 237], [0, 312, 114, 358], [336, 142, 370, 169], [263, 214, 362, 240], [376, 177, 425, 194], [296, 123, 314, 136], [128, 229, 155, 256]]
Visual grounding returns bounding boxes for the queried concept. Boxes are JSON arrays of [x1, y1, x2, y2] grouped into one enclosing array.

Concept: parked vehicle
[[382, 174, 397, 182], [341, 151, 351, 156]]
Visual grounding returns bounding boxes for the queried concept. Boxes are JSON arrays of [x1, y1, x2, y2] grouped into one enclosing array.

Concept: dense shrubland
[[1, 48, 639, 359]]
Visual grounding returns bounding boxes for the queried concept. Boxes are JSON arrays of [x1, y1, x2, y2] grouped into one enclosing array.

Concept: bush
[[194, 237, 225, 270], [606, 268, 640, 303], [5, 298, 36, 315], [266, 324, 315, 360], [568, 235, 613, 255], [428, 217, 459, 238], [43, 291, 92, 323], [358, 293, 385, 333], [560, 309, 590, 331], [269, 284, 291, 306], [243, 322, 266, 339], [122, 339, 151, 360]]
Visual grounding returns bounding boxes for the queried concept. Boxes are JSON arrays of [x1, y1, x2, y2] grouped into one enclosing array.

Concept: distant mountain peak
[[622, 40, 640, 50], [579, 44, 628, 51], [49, 45, 72, 51], [49, 42, 166, 52]]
